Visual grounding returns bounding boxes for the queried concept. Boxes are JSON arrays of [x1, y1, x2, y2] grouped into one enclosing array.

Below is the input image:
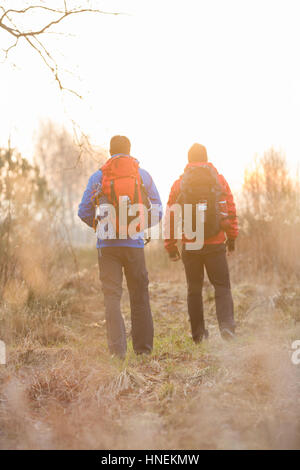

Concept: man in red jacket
[[164, 143, 238, 342]]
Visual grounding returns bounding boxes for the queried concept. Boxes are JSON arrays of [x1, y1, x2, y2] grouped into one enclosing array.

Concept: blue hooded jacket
[[78, 154, 163, 248]]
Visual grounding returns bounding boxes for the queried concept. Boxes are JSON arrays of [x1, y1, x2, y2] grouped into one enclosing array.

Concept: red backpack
[[177, 162, 228, 240], [98, 155, 150, 236]]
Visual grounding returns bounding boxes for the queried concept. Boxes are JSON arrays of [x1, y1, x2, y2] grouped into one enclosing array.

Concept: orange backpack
[[98, 155, 150, 236]]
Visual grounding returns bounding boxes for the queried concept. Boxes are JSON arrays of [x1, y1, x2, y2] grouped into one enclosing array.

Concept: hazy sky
[[1, 0, 300, 202]]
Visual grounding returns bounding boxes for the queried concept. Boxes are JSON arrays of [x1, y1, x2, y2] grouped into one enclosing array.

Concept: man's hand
[[226, 239, 235, 255], [169, 248, 181, 262]]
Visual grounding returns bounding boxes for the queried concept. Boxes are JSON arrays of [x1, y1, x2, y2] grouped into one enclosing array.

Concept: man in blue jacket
[[78, 136, 162, 359]]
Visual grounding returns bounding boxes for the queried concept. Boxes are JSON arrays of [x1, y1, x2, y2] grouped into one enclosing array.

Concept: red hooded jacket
[[164, 162, 238, 253]]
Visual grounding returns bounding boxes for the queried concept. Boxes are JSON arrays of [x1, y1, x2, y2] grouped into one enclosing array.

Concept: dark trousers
[[182, 243, 235, 342], [98, 247, 153, 357]]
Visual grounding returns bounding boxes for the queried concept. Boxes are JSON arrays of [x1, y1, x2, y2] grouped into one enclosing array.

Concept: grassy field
[[1, 245, 300, 449]]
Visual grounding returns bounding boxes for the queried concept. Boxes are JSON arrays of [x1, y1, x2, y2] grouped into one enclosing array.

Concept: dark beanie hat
[[188, 143, 208, 162], [110, 135, 131, 156]]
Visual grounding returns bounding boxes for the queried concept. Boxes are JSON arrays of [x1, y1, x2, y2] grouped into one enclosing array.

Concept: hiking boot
[[135, 350, 152, 357], [193, 329, 209, 344], [221, 328, 236, 341], [111, 353, 126, 361]]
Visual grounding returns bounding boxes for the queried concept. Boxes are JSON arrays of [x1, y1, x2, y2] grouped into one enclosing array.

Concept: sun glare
[[1, 0, 300, 203]]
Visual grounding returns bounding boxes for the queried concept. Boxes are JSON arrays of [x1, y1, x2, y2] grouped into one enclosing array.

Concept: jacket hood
[[101, 154, 139, 170], [184, 161, 219, 174], [110, 154, 139, 163]]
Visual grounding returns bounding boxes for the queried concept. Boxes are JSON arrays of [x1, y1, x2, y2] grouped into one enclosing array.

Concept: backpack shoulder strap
[[138, 169, 151, 209]]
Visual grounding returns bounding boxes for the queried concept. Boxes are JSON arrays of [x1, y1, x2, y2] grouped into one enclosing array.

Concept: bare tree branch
[[0, 3, 122, 96], [0, 4, 121, 24], [1, 7, 121, 38], [26, 34, 83, 98], [0, 19, 18, 37]]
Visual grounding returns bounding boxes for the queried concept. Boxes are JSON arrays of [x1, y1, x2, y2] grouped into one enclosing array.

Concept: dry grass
[[0, 247, 300, 450]]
